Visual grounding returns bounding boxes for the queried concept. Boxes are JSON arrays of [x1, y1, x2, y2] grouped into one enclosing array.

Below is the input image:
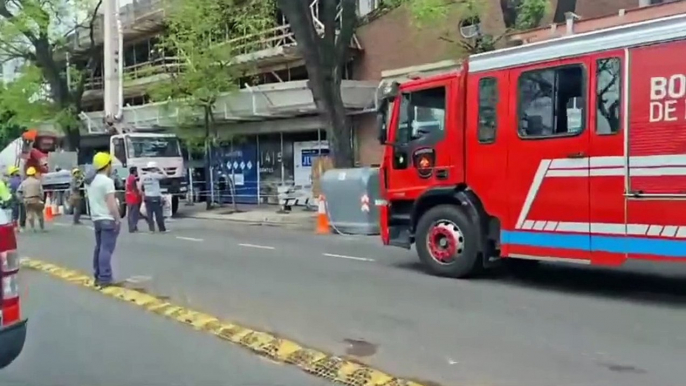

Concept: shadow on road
[[391, 260, 686, 307]]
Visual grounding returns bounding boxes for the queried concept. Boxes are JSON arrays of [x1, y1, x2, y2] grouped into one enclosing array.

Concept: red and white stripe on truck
[[0, 221, 20, 326], [0, 209, 27, 369]]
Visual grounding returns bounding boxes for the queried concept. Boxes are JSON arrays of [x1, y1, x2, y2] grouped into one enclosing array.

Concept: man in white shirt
[[139, 161, 167, 233], [84, 152, 121, 287]]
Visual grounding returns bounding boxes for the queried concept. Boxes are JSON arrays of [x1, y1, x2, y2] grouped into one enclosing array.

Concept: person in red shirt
[[125, 166, 142, 233]]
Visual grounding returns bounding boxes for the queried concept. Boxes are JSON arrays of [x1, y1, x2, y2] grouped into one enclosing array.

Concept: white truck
[[0, 130, 187, 217]]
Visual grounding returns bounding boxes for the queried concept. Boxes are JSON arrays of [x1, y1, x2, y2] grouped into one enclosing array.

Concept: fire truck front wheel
[[415, 204, 480, 278]]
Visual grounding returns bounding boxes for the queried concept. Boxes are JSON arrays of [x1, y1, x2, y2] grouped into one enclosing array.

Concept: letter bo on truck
[[377, 14, 686, 278]]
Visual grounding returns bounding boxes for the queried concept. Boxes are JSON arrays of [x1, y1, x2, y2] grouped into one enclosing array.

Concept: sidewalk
[[177, 203, 316, 230]]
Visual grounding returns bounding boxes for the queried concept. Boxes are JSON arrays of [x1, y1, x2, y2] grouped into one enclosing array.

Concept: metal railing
[[84, 56, 182, 91], [78, 0, 361, 92]]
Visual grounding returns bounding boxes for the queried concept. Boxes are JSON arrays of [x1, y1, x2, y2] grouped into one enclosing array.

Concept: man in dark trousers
[[69, 168, 84, 225], [140, 161, 166, 233], [125, 166, 142, 233]]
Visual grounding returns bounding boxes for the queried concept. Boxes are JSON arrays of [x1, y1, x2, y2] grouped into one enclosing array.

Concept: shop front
[[207, 127, 329, 206]]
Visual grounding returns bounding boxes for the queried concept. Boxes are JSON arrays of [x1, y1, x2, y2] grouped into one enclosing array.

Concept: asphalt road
[[16, 214, 686, 386], [0, 269, 332, 386]]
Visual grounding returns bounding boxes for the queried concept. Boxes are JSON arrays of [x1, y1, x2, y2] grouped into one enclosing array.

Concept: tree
[[276, 0, 358, 168], [149, 0, 273, 209], [397, 0, 552, 54], [0, 0, 104, 148]]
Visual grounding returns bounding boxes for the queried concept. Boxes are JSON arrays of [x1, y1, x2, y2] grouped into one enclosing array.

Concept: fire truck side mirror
[[377, 99, 389, 145], [377, 114, 387, 145]]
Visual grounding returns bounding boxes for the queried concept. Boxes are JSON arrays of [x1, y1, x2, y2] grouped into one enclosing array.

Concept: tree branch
[[334, 0, 357, 70]]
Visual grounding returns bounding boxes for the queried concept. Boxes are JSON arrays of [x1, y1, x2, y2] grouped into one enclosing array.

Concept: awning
[[80, 80, 378, 133]]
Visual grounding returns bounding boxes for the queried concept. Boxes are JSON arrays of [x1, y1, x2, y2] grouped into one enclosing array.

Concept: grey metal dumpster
[[321, 167, 380, 235]]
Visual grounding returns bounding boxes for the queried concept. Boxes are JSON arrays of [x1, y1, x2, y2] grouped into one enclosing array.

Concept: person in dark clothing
[[125, 166, 142, 233], [6, 166, 22, 230], [69, 168, 84, 225]]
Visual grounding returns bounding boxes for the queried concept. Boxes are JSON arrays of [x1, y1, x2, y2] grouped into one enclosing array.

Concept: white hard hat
[[146, 161, 157, 168]]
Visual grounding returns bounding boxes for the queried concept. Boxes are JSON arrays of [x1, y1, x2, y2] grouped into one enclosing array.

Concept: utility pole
[[102, 0, 124, 134]]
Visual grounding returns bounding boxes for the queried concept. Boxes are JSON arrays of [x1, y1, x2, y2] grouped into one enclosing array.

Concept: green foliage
[[399, 0, 551, 54], [149, 0, 275, 120], [514, 0, 550, 30], [0, 65, 54, 125], [0, 0, 104, 141]]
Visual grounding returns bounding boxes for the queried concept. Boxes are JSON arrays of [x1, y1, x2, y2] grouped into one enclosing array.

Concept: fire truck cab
[[378, 14, 686, 278]]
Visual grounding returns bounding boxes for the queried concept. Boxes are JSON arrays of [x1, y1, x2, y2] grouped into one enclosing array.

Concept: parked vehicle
[[0, 209, 27, 368], [0, 130, 187, 217], [376, 14, 686, 277]]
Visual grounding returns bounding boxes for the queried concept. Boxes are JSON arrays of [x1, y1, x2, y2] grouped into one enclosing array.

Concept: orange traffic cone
[[316, 195, 330, 234], [44, 194, 54, 222]]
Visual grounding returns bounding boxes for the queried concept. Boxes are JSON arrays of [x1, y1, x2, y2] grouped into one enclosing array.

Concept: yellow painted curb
[[21, 258, 429, 386]]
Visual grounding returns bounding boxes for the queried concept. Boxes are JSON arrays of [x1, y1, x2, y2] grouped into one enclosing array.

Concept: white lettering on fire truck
[[650, 74, 686, 122]]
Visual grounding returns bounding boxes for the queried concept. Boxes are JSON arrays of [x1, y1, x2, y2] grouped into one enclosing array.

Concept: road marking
[[20, 257, 425, 386], [323, 253, 375, 262], [238, 243, 275, 250], [175, 236, 203, 242], [52, 223, 68, 227]]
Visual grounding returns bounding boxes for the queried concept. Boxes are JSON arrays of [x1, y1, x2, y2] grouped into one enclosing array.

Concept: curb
[[21, 258, 429, 386], [184, 214, 315, 228]]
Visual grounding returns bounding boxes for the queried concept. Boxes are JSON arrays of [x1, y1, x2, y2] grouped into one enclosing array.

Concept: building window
[[518, 65, 586, 138], [358, 0, 381, 17], [477, 77, 498, 143], [596, 58, 621, 135]]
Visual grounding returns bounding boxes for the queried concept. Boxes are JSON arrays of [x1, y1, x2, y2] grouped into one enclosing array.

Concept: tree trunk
[[203, 106, 213, 210], [309, 77, 354, 168], [63, 123, 81, 151], [277, 0, 356, 168], [228, 140, 239, 212]]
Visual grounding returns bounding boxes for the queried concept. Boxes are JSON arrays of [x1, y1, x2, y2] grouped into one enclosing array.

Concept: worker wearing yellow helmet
[[18, 166, 45, 232], [84, 152, 121, 287], [5, 166, 22, 229], [0, 172, 11, 207], [69, 167, 84, 225]]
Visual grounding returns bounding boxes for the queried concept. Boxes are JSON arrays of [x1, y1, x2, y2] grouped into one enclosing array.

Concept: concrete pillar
[[103, 0, 124, 133]]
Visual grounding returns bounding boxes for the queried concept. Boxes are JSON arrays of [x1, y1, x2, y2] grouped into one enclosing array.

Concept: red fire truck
[[0, 210, 26, 368], [377, 14, 686, 278]]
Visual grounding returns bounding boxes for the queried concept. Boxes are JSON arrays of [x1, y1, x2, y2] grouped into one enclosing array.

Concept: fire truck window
[[518, 65, 586, 138], [477, 77, 498, 143], [396, 87, 446, 143], [596, 58, 621, 135]]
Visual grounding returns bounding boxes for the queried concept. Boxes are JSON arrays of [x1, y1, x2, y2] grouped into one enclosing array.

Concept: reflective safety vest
[[0, 180, 11, 204]]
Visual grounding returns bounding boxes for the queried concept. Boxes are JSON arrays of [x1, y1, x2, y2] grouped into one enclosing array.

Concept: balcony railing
[[84, 56, 182, 91], [74, 0, 359, 82]]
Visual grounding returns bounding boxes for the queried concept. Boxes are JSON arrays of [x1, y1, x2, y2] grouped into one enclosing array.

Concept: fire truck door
[[588, 53, 626, 263], [506, 60, 591, 261], [386, 85, 454, 196]]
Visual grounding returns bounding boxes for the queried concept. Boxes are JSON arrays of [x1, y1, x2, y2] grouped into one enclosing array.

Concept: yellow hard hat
[[93, 152, 112, 170], [6, 166, 19, 175], [26, 167, 37, 176]]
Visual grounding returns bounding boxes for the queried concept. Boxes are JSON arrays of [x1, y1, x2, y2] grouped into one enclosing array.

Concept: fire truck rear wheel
[[415, 204, 480, 278]]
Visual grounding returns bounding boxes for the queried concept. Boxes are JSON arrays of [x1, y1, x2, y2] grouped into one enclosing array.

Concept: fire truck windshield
[[394, 87, 446, 143], [126, 137, 182, 158]]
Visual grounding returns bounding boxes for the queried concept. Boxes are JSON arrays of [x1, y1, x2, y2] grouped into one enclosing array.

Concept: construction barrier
[[320, 168, 380, 236]]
